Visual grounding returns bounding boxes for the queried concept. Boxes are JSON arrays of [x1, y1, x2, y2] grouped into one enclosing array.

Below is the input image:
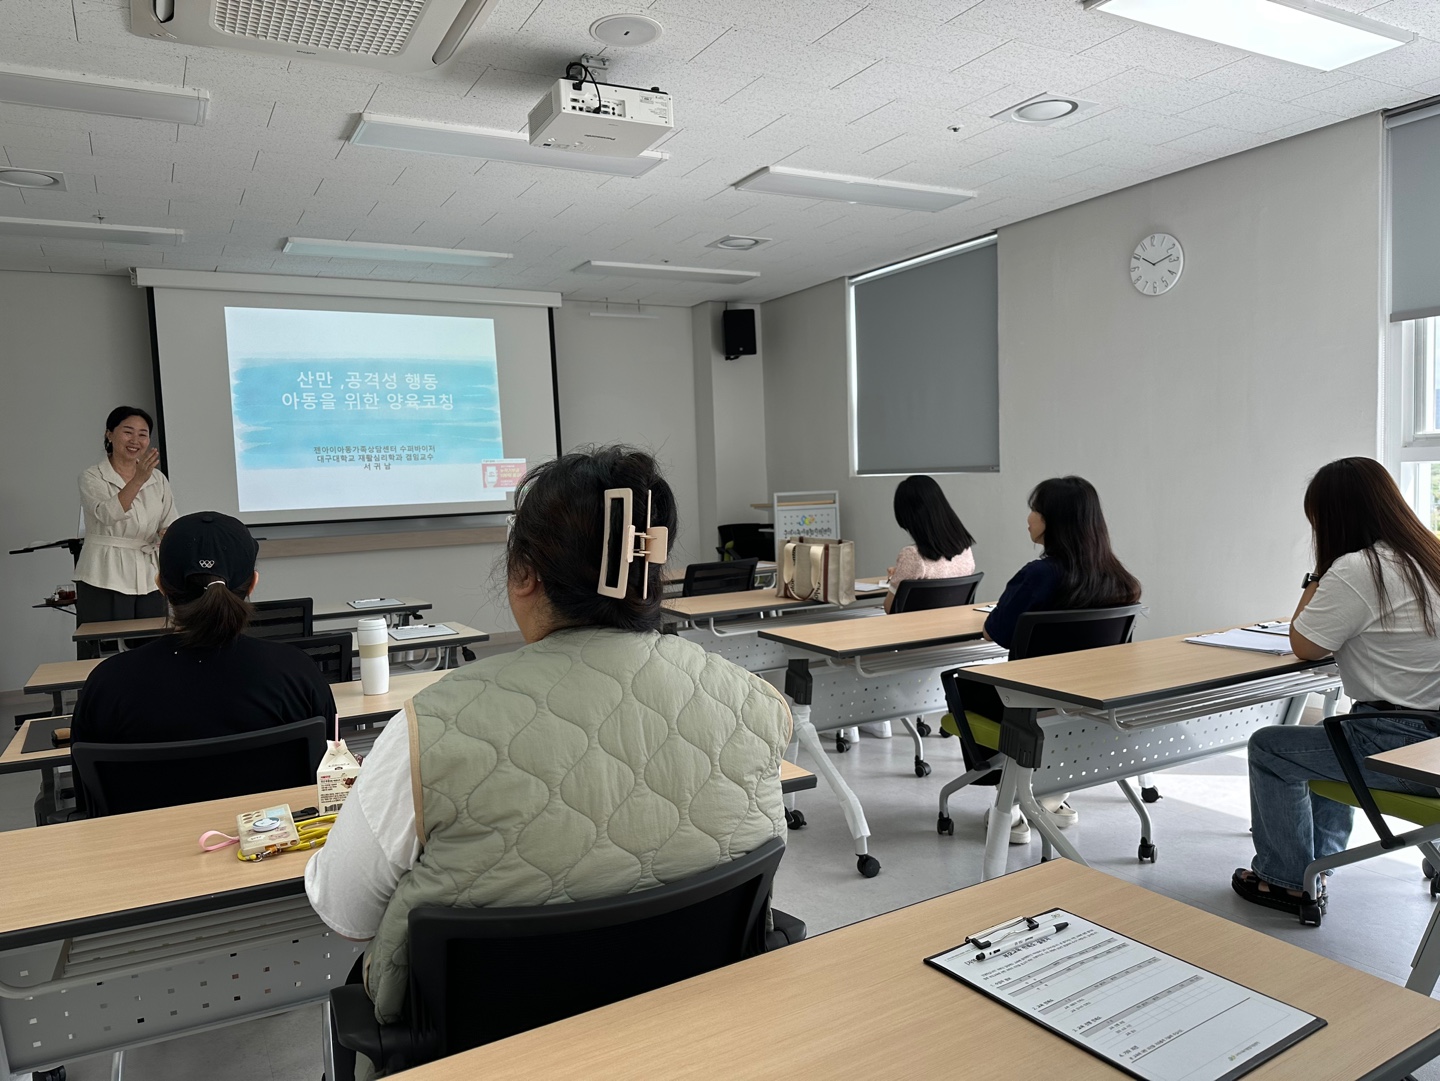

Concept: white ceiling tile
[[963, 119, 1108, 156], [650, 0, 864, 39], [1079, 25, 1248, 80], [1063, 106, 1207, 144], [1178, 93, 1322, 134], [1, 123, 94, 159], [1334, 35, 1440, 88], [813, 8, 1004, 69], [1361, 1, 1440, 38], [948, 0, 1129, 53], [688, 31, 877, 86], [0, 4, 81, 41], [1058, 136, 1201, 173], [956, 40, 1128, 93], [1194, 56, 1352, 103], [1161, 126, 1270, 158], [1079, 68, 1231, 116], [1289, 77, 1416, 114]]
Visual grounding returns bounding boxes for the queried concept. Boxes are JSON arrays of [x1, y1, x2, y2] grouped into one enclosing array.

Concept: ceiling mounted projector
[[528, 77, 673, 157], [128, 0, 501, 71]]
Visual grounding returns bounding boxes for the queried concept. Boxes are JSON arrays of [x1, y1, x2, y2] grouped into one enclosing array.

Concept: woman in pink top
[[885, 475, 976, 613]]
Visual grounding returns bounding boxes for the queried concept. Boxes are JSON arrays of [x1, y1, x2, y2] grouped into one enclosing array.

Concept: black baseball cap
[[158, 512, 259, 591]]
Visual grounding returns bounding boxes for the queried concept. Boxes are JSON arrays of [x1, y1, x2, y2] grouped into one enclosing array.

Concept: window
[[1397, 318, 1440, 534], [848, 235, 999, 476]]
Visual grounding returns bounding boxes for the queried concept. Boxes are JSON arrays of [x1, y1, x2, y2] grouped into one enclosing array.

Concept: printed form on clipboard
[[925, 909, 1323, 1081]]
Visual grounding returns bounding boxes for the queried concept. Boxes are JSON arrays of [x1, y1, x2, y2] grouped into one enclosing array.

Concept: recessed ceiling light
[[576, 261, 761, 283], [993, 93, 1102, 125], [0, 62, 208, 125], [282, 237, 512, 267], [708, 235, 771, 251], [0, 216, 183, 245], [589, 14, 664, 47], [1084, 0, 1411, 71], [349, 113, 668, 178], [732, 167, 975, 213], [0, 168, 65, 190]]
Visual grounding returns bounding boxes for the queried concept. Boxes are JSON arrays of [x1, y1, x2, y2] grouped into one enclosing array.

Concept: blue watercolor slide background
[[224, 307, 502, 471]]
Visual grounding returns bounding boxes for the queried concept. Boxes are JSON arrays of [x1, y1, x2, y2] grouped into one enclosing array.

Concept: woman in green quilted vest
[[306, 446, 793, 1032]]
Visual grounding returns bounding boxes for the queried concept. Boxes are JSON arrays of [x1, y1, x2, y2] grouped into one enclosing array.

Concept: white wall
[[691, 302, 769, 560], [0, 272, 156, 693], [763, 115, 1384, 638]]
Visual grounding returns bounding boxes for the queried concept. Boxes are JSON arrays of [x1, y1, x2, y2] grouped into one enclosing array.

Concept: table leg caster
[[1299, 902, 1323, 927], [856, 854, 880, 878], [916, 719, 931, 736], [1141, 785, 1162, 803], [35, 1067, 67, 1081], [785, 808, 806, 830], [1138, 840, 1157, 863], [914, 757, 932, 777], [835, 733, 851, 753], [937, 814, 953, 836]]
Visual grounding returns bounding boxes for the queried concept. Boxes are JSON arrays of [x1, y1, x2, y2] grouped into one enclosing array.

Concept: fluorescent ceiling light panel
[[733, 166, 975, 212], [0, 63, 208, 124], [577, 261, 760, 283], [1083, 0, 1411, 71], [283, 237, 511, 267], [0, 216, 183, 245], [349, 113, 668, 177]]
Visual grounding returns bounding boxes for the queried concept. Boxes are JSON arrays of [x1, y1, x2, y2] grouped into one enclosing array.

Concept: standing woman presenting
[[74, 407, 177, 638]]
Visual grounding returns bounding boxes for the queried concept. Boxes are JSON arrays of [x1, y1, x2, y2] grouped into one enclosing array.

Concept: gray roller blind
[[1390, 109, 1440, 322], [851, 237, 998, 474]]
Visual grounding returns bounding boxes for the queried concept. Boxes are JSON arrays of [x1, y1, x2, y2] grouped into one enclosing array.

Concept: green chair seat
[[1309, 780, 1440, 827], [940, 712, 1002, 751]]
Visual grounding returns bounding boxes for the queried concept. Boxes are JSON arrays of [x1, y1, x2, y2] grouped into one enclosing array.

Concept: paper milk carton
[[317, 739, 361, 815]]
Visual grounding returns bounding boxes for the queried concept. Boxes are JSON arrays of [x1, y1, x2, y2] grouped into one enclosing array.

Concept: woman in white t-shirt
[[884, 475, 977, 614], [1235, 457, 1440, 916]]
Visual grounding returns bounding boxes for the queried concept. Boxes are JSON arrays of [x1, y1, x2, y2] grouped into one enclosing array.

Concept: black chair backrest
[[892, 573, 984, 614], [716, 523, 774, 561], [1008, 605, 1145, 661], [72, 716, 328, 816], [405, 837, 785, 1059], [283, 632, 354, 685], [247, 597, 314, 639], [682, 558, 759, 597]]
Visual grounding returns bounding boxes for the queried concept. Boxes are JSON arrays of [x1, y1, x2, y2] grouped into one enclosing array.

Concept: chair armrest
[[767, 908, 807, 951], [1321, 711, 1440, 849], [330, 984, 384, 1064]]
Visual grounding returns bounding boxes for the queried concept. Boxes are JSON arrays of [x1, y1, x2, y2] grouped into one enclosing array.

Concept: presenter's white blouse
[[75, 459, 178, 595]]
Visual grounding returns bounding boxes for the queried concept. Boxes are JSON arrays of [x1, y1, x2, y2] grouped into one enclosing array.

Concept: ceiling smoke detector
[[0, 168, 65, 190], [994, 93, 1101, 125], [589, 14, 663, 47], [708, 235, 770, 251]]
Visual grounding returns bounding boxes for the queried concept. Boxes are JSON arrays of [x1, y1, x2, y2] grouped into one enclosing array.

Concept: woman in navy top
[[970, 477, 1141, 842]]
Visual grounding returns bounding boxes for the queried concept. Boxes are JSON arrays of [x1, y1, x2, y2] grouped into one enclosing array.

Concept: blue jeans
[[1248, 713, 1440, 891]]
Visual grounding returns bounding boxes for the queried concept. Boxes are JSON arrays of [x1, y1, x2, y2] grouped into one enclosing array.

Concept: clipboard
[[925, 909, 1324, 1081]]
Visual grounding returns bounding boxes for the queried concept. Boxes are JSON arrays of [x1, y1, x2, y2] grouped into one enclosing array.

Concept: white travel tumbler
[[357, 616, 390, 696]]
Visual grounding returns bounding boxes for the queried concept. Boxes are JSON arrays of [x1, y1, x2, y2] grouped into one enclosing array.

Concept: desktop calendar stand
[[771, 492, 840, 558]]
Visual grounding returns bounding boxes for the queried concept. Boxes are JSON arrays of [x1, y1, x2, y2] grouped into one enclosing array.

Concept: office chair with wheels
[[937, 606, 1148, 858], [682, 558, 759, 597], [1300, 712, 1440, 971], [71, 716, 328, 815], [884, 573, 984, 775], [326, 837, 804, 1080], [246, 597, 314, 639], [283, 632, 355, 684]]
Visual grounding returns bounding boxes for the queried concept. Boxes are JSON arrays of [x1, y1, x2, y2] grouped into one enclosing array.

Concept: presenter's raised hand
[[134, 447, 160, 483]]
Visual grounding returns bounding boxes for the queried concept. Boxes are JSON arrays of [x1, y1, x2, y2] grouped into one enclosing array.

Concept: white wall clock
[[1130, 232, 1183, 296]]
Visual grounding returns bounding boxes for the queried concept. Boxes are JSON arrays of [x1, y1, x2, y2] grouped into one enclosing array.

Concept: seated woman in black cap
[[70, 511, 336, 750]]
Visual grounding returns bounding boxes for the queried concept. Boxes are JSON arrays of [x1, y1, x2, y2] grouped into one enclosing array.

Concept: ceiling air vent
[[129, 0, 499, 71]]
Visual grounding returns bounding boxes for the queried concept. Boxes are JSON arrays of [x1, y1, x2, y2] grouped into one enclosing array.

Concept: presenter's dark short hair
[[506, 447, 677, 633], [103, 406, 155, 453]]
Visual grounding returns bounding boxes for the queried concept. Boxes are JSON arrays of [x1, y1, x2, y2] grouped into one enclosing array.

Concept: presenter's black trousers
[[74, 581, 166, 658]]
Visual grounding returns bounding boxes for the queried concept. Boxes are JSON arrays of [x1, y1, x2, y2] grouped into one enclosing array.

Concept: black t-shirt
[[71, 633, 337, 745]]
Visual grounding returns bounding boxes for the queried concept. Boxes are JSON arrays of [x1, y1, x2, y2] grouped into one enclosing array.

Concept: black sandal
[[1231, 869, 1326, 926]]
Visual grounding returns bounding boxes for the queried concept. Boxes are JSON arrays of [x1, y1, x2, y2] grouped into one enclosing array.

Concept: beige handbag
[[778, 536, 856, 605]]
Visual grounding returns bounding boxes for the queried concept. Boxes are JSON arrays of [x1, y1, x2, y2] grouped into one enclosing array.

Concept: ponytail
[[166, 574, 253, 649]]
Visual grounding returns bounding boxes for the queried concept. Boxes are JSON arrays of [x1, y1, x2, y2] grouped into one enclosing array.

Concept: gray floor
[[4, 716, 1439, 1079]]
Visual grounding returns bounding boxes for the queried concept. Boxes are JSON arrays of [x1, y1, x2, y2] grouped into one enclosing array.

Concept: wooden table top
[[0, 716, 71, 773], [953, 629, 1326, 710], [25, 657, 101, 693], [356, 622, 489, 652], [779, 759, 813, 793], [314, 597, 431, 620], [758, 605, 991, 659], [330, 669, 451, 722], [396, 859, 1440, 1080], [0, 784, 317, 949], [1368, 733, 1440, 788], [662, 582, 886, 621]]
